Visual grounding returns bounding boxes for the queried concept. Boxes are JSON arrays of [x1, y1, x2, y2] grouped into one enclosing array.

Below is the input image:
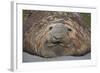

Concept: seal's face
[[35, 19, 90, 58], [35, 22, 76, 57], [47, 23, 71, 46], [23, 12, 90, 58], [47, 23, 68, 44], [44, 23, 74, 56]]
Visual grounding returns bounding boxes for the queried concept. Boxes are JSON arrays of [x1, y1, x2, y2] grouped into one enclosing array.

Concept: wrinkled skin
[[23, 11, 90, 58]]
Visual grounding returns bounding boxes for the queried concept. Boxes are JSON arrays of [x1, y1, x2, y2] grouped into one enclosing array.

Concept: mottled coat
[[23, 11, 90, 58]]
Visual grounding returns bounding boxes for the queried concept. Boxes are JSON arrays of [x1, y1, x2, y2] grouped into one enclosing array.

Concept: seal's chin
[[42, 39, 75, 57], [43, 40, 65, 57]]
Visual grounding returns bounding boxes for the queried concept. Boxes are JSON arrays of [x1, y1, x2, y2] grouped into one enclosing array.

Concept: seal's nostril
[[49, 26, 53, 30], [68, 28, 72, 31], [53, 36, 61, 40]]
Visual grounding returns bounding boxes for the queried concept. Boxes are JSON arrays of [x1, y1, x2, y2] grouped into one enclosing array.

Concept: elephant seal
[[23, 11, 90, 58]]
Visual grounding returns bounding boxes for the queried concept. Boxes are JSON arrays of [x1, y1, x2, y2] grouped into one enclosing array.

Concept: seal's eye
[[49, 26, 53, 30], [68, 28, 72, 31]]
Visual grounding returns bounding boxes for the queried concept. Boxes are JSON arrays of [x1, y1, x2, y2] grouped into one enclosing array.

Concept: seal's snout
[[52, 36, 62, 44], [53, 35, 62, 41], [51, 35, 64, 45], [49, 23, 67, 43]]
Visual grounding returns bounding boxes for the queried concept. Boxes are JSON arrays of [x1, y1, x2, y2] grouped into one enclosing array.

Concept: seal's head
[[34, 18, 90, 58]]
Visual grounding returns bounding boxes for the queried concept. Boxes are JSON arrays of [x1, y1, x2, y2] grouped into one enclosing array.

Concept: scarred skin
[[23, 11, 91, 58]]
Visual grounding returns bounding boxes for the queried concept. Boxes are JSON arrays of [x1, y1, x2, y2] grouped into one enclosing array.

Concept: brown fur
[[23, 11, 90, 58]]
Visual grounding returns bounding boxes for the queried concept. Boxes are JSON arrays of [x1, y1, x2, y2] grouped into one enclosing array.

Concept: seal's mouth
[[50, 35, 64, 46], [46, 38, 74, 48], [52, 41, 62, 44], [46, 40, 65, 47]]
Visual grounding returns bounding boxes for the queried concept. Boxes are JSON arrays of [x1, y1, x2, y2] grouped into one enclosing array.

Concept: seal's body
[[23, 11, 90, 58]]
